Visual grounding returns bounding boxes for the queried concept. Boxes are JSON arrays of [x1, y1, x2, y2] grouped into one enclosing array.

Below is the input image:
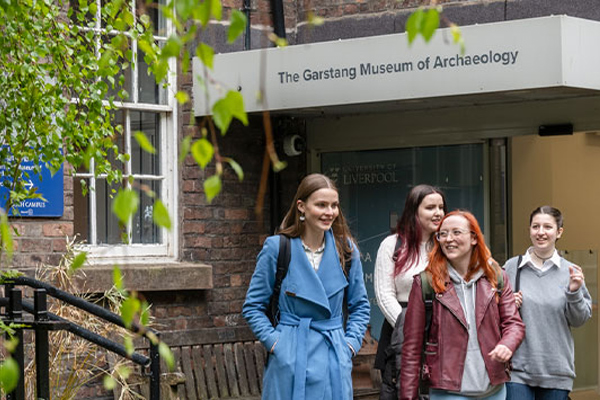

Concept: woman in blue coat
[[243, 173, 370, 400]]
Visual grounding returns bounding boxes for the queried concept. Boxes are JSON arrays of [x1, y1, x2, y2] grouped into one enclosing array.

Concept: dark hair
[[394, 184, 447, 276], [279, 173, 355, 267], [530, 205, 563, 229], [426, 210, 501, 295]]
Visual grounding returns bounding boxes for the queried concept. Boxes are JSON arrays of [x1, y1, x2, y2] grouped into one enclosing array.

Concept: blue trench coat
[[242, 230, 370, 400]]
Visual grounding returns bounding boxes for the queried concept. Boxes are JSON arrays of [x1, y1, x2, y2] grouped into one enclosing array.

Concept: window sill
[[19, 262, 213, 293]]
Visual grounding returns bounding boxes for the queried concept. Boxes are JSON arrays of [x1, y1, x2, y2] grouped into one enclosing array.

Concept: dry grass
[[22, 237, 151, 400]]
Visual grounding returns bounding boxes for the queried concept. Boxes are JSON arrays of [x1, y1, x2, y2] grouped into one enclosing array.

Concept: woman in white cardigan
[[373, 184, 446, 400]]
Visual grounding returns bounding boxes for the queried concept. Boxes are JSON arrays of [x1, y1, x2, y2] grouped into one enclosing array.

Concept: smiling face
[[530, 213, 563, 256], [297, 188, 340, 236], [438, 215, 477, 270], [417, 193, 445, 237]]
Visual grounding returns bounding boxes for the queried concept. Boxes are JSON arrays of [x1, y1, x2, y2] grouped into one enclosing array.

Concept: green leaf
[[116, 365, 131, 379], [153, 200, 172, 230], [212, 91, 248, 134], [103, 375, 117, 390], [161, 35, 182, 59], [209, 0, 222, 20], [140, 301, 150, 326], [273, 160, 288, 172], [159, 342, 175, 372], [406, 8, 424, 44], [190, 138, 214, 169], [113, 266, 124, 292], [227, 10, 247, 43], [123, 335, 134, 356], [175, 91, 190, 105], [0, 213, 13, 261], [308, 12, 325, 26], [3, 337, 18, 353], [196, 43, 214, 70], [69, 251, 87, 276], [175, 0, 195, 20], [224, 157, 244, 181], [134, 131, 156, 154], [203, 175, 221, 203], [179, 135, 192, 164], [421, 8, 440, 41], [120, 296, 140, 329], [194, 0, 211, 26], [112, 188, 139, 225], [0, 358, 19, 394]]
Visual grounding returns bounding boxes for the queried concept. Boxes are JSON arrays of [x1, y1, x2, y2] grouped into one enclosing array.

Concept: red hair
[[426, 210, 501, 295]]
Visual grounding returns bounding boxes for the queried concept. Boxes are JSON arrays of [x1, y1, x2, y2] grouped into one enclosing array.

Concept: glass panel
[[96, 179, 125, 244], [137, 48, 167, 105], [489, 139, 508, 264], [132, 180, 161, 244], [321, 143, 485, 341], [130, 111, 160, 175], [73, 178, 90, 243], [137, 0, 167, 37]]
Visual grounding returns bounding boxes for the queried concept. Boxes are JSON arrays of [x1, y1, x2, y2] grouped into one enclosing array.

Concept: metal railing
[[1, 276, 160, 400]]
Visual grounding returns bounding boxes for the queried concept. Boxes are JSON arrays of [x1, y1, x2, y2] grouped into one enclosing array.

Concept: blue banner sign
[[0, 156, 64, 217]]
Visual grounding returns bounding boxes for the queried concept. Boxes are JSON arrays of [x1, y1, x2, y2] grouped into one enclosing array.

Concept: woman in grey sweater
[[504, 206, 592, 400]]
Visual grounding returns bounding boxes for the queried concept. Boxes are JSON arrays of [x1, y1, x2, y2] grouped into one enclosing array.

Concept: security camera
[[283, 134, 305, 156]]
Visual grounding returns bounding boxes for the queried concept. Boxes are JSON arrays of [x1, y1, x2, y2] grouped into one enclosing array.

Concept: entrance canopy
[[193, 15, 600, 120]]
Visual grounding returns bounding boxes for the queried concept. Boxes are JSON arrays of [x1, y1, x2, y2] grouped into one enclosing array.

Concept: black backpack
[[266, 234, 352, 327]]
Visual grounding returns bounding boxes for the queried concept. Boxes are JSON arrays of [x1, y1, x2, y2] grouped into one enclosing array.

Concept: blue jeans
[[506, 382, 569, 400], [430, 384, 506, 400]]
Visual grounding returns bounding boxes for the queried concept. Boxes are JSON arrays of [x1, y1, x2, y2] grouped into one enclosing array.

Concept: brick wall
[[8, 173, 74, 269]]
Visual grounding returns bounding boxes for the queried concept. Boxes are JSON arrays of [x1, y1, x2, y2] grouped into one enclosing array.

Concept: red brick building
[[8, 0, 600, 398]]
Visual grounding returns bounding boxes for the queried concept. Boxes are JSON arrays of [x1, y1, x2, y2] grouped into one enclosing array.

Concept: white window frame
[[74, 0, 178, 264]]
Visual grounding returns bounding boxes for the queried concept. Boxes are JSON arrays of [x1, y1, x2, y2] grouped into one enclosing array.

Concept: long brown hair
[[394, 184, 447, 276], [278, 173, 355, 268], [426, 210, 501, 294]]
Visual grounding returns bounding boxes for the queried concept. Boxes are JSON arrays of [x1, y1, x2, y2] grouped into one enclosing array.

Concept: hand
[[488, 344, 513, 363], [569, 265, 585, 292], [514, 291, 523, 309]]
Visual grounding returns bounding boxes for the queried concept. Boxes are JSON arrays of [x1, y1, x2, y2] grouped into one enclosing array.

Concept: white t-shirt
[[374, 234, 430, 325]]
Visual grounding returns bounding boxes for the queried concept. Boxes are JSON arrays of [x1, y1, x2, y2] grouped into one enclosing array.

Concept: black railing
[[1, 276, 161, 400]]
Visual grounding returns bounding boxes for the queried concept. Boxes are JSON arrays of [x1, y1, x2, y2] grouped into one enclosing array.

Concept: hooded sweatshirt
[[447, 266, 502, 397]]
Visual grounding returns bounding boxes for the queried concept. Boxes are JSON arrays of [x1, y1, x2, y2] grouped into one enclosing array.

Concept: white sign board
[[193, 16, 600, 115]]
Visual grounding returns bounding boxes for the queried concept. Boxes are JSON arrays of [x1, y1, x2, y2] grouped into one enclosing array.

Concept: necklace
[[533, 251, 552, 263]]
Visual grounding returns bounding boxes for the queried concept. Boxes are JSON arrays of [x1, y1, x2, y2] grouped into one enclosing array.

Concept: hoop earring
[[299, 213, 305, 222]]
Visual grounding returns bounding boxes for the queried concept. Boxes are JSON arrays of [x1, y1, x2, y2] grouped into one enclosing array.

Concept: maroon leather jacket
[[399, 271, 525, 400]]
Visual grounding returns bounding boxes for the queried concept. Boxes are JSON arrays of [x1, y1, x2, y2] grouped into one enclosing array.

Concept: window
[[73, 0, 177, 261]]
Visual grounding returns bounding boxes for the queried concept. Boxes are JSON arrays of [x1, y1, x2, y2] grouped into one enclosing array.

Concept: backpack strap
[[514, 255, 523, 292], [342, 249, 353, 328], [419, 271, 434, 393], [419, 271, 435, 339], [496, 266, 504, 292], [267, 234, 291, 327]]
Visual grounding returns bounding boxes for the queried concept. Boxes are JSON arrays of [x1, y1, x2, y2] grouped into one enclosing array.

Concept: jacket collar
[[285, 230, 348, 317], [436, 268, 496, 330]]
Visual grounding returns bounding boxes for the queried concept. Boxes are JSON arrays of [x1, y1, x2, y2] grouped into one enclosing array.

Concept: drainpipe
[[270, 0, 286, 39], [243, 0, 252, 50]]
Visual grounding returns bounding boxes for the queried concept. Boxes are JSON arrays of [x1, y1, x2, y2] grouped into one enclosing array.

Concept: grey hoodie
[[447, 266, 500, 397]]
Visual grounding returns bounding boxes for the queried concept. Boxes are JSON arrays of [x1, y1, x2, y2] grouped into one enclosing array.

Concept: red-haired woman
[[400, 211, 525, 400], [374, 184, 446, 399]]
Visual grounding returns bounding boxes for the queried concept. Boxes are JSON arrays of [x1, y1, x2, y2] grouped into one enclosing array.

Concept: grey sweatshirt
[[504, 253, 592, 391], [447, 266, 501, 397]]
